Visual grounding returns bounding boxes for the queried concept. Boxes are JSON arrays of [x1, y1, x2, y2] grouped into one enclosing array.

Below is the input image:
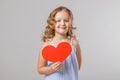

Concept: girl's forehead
[[55, 11, 70, 19], [55, 10, 69, 15]]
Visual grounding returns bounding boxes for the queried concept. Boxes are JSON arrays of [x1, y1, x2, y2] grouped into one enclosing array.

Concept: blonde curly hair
[[42, 6, 76, 42]]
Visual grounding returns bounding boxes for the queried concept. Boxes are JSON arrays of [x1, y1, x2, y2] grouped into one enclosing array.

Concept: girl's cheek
[[55, 24, 57, 27]]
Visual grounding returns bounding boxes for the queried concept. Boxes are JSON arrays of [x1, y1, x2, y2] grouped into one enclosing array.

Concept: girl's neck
[[53, 34, 68, 41], [51, 34, 69, 46], [51, 33, 71, 47]]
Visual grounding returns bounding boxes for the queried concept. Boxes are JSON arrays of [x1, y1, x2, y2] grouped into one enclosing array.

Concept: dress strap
[[50, 41, 57, 47], [47, 38, 56, 47], [70, 38, 73, 45]]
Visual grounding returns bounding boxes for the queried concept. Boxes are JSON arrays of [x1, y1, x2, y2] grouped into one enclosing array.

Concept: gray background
[[0, 0, 120, 80]]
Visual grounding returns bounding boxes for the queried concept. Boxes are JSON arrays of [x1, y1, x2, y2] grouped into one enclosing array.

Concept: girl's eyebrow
[[55, 17, 69, 20]]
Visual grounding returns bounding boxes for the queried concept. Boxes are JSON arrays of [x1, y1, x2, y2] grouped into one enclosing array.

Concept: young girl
[[37, 6, 82, 80]]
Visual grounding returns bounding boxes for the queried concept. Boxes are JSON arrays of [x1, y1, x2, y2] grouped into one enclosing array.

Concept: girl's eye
[[56, 20, 61, 22], [56, 19, 69, 22], [64, 20, 69, 22]]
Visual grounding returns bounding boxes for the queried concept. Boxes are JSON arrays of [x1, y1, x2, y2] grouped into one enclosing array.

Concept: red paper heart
[[42, 42, 72, 62]]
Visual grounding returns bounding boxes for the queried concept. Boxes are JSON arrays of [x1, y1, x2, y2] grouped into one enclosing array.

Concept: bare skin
[[37, 10, 82, 75]]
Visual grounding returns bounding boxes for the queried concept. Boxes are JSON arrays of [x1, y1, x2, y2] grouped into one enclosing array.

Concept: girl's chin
[[56, 31, 67, 35], [60, 30, 68, 33], [55, 30, 68, 35], [60, 32, 68, 35]]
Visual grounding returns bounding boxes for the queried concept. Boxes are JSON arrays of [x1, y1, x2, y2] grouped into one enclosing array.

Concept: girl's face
[[54, 10, 71, 36]]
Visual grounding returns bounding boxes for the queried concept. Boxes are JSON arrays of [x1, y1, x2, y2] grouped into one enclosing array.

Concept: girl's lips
[[60, 27, 66, 29], [58, 26, 67, 29]]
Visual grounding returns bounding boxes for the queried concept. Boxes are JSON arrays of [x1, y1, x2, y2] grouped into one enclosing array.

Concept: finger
[[56, 66, 62, 71]]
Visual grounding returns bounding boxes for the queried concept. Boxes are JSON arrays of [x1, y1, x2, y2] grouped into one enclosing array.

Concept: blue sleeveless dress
[[44, 41, 79, 80]]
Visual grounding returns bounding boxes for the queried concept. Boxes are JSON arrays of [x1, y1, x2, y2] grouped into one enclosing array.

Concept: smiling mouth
[[59, 26, 67, 29], [60, 27, 66, 29]]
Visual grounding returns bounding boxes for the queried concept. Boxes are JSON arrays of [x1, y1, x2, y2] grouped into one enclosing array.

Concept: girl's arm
[[72, 38, 82, 70], [37, 49, 54, 75], [37, 42, 62, 75]]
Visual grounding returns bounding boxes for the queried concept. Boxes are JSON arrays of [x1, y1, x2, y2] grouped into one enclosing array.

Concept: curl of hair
[[42, 6, 76, 42]]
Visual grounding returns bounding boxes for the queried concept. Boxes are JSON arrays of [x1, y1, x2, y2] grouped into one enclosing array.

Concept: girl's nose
[[61, 20, 65, 25]]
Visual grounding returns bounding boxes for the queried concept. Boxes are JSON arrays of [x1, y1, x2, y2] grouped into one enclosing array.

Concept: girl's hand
[[50, 61, 62, 72]]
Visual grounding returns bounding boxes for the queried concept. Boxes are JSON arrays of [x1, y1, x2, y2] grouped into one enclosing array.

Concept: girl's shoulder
[[41, 40, 52, 49], [71, 36, 79, 47]]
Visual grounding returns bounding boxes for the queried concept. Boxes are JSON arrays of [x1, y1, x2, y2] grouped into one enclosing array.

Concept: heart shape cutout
[[42, 42, 72, 62]]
